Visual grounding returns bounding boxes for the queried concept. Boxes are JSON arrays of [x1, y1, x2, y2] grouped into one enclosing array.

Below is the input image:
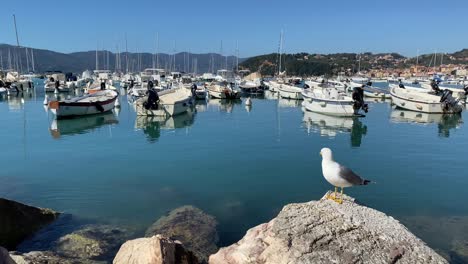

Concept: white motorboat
[[302, 88, 368, 117], [390, 86, 464, 114], [48, 90, 118, 118], [239, 80, 263, 94], [135, 88, 192, 116], [44, 73, 71, 92], [207, 82, 241, 99], [349, 82, 390, 99], [278, 84, 303, 100]]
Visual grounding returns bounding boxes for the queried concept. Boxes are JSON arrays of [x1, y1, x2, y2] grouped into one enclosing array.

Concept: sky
[[1, 0, 467, 57]]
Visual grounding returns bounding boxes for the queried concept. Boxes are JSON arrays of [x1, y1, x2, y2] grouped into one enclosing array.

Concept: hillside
[[0, 44, 242, 74], [240, 50, 468, 76]]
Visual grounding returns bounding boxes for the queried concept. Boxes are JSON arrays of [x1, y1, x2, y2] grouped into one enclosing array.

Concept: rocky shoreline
[[0, 193, 460, 263]]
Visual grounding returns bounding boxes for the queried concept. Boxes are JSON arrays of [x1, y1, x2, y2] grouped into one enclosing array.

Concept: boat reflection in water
[[302, 109, 367, 147], [49, 112, 119, 139], [135, 111, 196, 143], [207, 99, 242, 113], [278, 98, 302, 108], [263, 90, 278, 100], [390, 109, 463, 138], [194, 100, 208, 113]]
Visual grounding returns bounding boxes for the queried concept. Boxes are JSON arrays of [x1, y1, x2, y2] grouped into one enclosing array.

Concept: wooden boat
[[48, 90, 118, 118], [390, 86, 464, 114]]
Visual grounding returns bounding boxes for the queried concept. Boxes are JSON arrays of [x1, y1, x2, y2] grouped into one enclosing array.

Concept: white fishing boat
[[44, 73, 71, 92], [349, 82, 390, 99], [278, 84, 303, 100], [207, 82, 241, 99], [390, 86, 464, 114], [420, 82, 467, 100], [48, 90, 118, 118], [301, 88, 368, 117], [135, 87, 192, 116]]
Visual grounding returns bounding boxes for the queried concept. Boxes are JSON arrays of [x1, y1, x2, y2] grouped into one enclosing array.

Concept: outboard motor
[[352, 87, 368, 113], [148, 80, 154, 90], [144, 88, 160, 110], [100, 81, 106, 90], [191, 83, 197, 96], [399, 83, 405, 89], [154, 79, 159, 86], [366, 81, 372, 87], [440, 89, 462, 113], [129, 79, 134, 88], [55, 80, 60, 89], [431, 80, 441, 95]]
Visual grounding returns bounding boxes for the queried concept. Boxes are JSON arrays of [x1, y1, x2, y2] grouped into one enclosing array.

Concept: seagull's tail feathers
[[362, 179, 371, 185]]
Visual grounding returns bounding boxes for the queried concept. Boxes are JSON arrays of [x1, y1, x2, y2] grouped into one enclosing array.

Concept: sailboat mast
[[125, 34, 129, 73], [31, 48, 35, 72], [156, 32, 159, 69], [236, 40, 239, 73], [95, 44, 99, 71], [0, 51, 3, 70], [278, 30, 283, 76]]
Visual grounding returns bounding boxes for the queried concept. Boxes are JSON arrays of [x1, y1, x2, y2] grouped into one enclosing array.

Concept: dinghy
[[48, 90, 118, 118], [134, 87, 192, 116]]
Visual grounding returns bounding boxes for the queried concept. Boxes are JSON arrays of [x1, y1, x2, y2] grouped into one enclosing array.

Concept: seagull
[[320, 147, 370, 204]]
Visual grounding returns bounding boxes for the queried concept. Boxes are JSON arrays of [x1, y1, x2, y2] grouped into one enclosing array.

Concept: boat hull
[[278, 85, 303, 100], [390, 87, 463, 114], [303, 99, 358, 117], [50, 94, 117, 118]]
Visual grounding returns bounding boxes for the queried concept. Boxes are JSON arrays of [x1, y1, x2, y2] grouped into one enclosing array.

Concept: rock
[[0, 247, 16, 264], [54, 225, 129, 260], [113, 235, 199, 264], [9, 250, 105, 264], [209, 192, 448, 264], [145, 206, 218, 262], [0, 198, 59, 250]]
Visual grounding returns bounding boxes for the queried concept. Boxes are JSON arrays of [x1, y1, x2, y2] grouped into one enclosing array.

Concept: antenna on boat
[[125, 33, 129, 73]]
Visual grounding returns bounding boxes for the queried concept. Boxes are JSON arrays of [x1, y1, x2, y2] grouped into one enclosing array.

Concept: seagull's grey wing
[[338, 165, 368, 185]]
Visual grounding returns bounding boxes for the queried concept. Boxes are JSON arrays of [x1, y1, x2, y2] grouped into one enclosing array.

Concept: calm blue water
[[1, 80, 467, 260]]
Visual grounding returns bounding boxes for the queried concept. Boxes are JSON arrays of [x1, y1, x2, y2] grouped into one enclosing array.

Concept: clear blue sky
[[1, 0, 467, 57]]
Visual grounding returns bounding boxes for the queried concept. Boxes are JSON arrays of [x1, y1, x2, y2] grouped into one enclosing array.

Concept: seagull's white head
[[320, 148, 333, 161]]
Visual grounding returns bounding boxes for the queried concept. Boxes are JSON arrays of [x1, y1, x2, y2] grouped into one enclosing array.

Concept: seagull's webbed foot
[[326, 187, 343, 204]]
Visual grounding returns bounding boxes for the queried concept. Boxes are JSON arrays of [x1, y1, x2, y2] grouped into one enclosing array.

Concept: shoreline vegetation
[[1, 194, 463, 264]]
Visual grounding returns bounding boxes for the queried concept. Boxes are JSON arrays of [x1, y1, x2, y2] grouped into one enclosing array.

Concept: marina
[[1, 78, 468, 261]]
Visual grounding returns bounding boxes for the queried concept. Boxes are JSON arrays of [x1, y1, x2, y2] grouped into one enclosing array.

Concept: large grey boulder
[[113, 235, 199, 264], [0, 198, 59, 250], [145, 206, 218, 262], [209, 192, 448, 264]]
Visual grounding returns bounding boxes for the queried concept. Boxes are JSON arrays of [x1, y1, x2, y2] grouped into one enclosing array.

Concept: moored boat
[[135, 87, 192, 116], [390, 86, 464, 114], [301, 87, 368, 117], [278, 84, 303, 100], [207, 82, 241, 99], [48, 90, 118, 118]]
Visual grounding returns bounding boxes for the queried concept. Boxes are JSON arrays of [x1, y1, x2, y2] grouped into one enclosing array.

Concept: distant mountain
[[0, 44, 243, 74]]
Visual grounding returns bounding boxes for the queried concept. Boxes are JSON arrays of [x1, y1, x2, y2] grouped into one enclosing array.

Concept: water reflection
[[49, 112, 119, 139], [208, 99, 242, 113], [303, 110, 367, 147], [390, 110, 463, 138], [135, 112, 196, 143], [264, 90, 278, 100], [194, 100, 208, 113], [278, 98, 302, 108]]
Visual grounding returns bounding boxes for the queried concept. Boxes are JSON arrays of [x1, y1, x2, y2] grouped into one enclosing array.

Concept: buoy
[[43, 95, 48, 105], [245, 97, 252, 106]]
